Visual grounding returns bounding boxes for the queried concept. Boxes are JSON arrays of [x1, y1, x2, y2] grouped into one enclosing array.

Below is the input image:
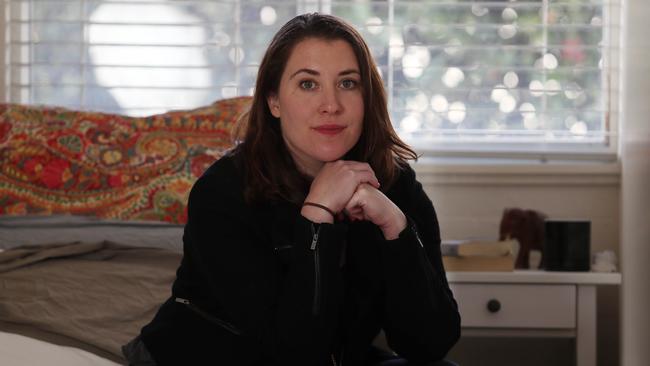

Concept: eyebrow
[[288, 68, 360, 79]]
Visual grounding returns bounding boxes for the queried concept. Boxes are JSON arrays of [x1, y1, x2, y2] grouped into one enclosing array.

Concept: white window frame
[[0, 0, 621, 163]]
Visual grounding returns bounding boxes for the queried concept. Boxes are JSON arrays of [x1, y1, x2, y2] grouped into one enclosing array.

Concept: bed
[[0, 97, 251, 365]]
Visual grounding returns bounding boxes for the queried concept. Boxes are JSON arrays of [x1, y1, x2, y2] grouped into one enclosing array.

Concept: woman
[[125, 13, 460, 366]]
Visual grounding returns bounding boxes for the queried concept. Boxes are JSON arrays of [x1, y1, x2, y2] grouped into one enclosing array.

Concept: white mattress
[[0, 331, 121, 366]]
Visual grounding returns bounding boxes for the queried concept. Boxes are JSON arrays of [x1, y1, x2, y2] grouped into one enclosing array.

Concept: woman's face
[[267, 37, 364, 176]]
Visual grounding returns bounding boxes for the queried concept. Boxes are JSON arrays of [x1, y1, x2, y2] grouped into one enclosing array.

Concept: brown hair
[[233, 13, 417, 204]]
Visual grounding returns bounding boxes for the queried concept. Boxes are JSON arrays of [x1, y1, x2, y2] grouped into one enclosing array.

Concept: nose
[[319, 86, 342, 114]]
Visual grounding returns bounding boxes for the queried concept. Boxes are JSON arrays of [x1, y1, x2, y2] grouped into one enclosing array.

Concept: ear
[[266, 93, 281, 118]]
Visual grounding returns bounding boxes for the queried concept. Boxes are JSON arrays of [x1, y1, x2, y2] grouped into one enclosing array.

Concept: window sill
[[410, 158, 621, 186]]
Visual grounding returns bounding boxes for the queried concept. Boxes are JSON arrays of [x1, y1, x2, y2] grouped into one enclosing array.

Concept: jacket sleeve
[[378, 167, 461, 362], [182, 168, 346, 365]]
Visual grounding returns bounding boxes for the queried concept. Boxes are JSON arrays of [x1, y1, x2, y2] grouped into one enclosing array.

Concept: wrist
[[381, 212, 407, 240], [301, 203, 335, 224]]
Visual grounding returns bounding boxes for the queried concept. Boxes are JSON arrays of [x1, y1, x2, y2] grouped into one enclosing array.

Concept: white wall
[[414, 163, 621, 366]]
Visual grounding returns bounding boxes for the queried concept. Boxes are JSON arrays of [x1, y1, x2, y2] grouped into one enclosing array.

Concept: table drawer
[[449, 284, 576, 329]]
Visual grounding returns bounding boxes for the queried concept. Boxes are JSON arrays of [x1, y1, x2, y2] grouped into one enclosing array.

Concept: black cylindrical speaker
[[544, 220, 591, 271]]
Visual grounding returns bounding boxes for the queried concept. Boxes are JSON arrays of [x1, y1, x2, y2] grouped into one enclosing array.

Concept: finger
[[344, 195, 365, 220], [346, 210, 364, 222], [344, 204, 363, 217], [337, 161, 380, 188], [335, 212, 346, 221], [349, 170, 380, 189], [350, 214, 364, 222], [337, 160, 372, 170], [355, 182, 377, 192]]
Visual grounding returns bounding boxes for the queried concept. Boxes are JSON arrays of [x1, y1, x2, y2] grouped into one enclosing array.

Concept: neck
[[291, 153, 323, 178], [282, 139, 324, 177]]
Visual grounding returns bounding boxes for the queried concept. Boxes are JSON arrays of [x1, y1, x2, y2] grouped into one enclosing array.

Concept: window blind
[[3, 0, 619, 158]]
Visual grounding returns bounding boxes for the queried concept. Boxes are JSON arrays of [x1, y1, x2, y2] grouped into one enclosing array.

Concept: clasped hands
[[301, 160, 407, 240]]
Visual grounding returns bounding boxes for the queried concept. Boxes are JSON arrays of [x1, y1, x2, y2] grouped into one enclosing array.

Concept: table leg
[[576, 285, 596, 366]]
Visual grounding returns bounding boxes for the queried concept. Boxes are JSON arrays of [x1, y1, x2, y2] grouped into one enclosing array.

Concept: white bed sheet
[[0, 331, 122, 366]]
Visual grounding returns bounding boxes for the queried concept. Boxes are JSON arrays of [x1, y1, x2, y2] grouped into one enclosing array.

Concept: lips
[[313, 124, 346, 135]]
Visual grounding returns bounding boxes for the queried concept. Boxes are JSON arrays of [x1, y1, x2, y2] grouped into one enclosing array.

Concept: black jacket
[[140, 151, 460, 365]]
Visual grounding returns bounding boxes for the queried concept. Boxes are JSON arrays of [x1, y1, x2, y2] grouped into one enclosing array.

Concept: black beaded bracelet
[[303, 202, 336, 218]]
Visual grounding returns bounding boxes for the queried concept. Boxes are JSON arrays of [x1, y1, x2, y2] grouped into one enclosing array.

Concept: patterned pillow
[[0, 97, 251, 224]]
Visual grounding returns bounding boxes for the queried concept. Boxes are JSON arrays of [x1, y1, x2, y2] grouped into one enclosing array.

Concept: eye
[[340, 79, 359, 90], [299, 80, 317, 90]]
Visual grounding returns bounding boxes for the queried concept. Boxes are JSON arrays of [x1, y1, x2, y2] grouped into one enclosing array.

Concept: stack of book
[[441, 238, 519, 272]]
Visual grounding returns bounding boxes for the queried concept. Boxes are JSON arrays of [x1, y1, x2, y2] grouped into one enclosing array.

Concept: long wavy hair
[[233, 13, 417, 205]]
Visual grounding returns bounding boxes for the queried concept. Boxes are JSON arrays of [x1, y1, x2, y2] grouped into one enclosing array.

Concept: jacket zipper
[[413, 228, 436, 305], [310, 223, 321, 315], [175, 297, 242, 336]]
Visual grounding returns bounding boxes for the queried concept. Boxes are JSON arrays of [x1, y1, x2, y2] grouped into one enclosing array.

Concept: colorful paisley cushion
[[0, 96, 251, 224]]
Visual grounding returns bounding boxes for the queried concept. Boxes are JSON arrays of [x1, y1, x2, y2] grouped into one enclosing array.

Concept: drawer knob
[[487, 299, 501, 313]]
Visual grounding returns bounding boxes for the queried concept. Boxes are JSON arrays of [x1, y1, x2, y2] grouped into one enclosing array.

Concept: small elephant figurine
[[499, 208, 547, 269]]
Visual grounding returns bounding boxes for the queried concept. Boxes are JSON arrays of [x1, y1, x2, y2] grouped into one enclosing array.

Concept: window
[[3, 0, 619, 159]]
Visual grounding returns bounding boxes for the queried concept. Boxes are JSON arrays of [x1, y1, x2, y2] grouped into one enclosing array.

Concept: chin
[[314, 146, 353, 163], [316, 153, 345, 163]]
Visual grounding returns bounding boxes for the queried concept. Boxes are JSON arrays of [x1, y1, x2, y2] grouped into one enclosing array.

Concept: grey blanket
[[0, 241, 181, 364]]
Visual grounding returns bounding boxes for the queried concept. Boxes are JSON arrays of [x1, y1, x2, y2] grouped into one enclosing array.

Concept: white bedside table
[[446, 270, 621, 366]]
